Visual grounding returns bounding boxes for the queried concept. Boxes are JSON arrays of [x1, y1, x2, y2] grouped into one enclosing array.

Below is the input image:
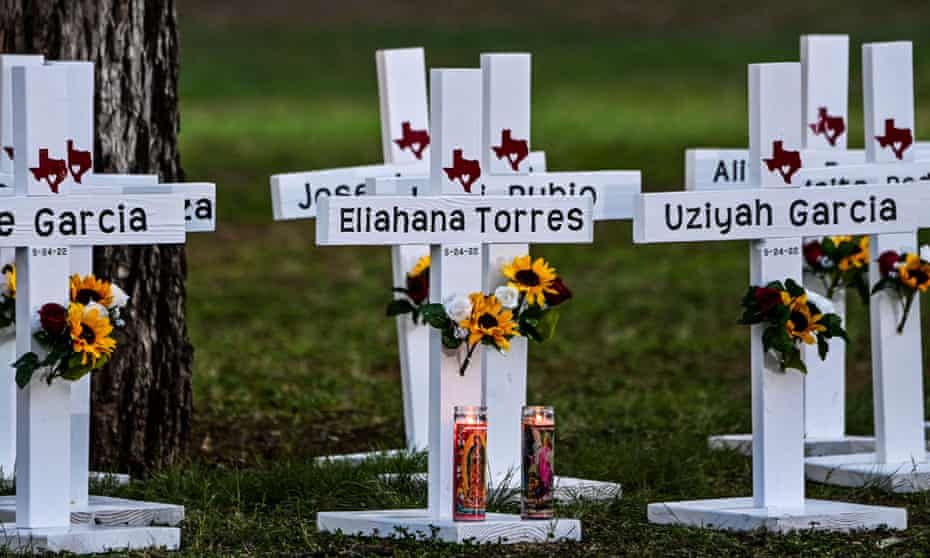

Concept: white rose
[[443, 295, 473, 323], [109, 284, 130, 309], [920, 245, 930, 262], [494, 286, 519, 309]]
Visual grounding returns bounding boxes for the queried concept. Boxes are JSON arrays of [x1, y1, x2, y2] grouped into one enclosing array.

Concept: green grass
[[78, 21, 930, 555]]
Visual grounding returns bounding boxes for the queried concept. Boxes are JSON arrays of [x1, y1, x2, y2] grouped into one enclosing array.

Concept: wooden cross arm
[[634, 183, 926, 244], [316, 195, 593, 246], [371, 170, 640, 221], [0, 193, 186, 246]]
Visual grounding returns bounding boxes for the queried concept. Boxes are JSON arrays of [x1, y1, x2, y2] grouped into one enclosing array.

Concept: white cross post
[[0, 63, 189, 553], [644, 62, 908, 533], [801, 42, 930, 492], [685, 36, 930, 191], [702, 36, 875, 457], [0, 59, 213, 528], [374, 53, 632, 500], [272, 48, 545, 461], [315, 68, 586, 544]]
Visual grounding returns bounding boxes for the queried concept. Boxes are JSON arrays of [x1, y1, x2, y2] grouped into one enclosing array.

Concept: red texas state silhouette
[[30, 148, 68, 193], [809, 107, 846, 147], [491, 129, 529, 171], [874, 118, 912, 160], [67, 140, 92, 183], [393, 121, 430, 160], [763, 140, 801, 184], [443, 149, 481, 193]]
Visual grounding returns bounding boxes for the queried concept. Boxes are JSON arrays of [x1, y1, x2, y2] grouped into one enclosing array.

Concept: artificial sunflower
[[3, 264, 14, 298], [898, 253, 930, 292], [460, 293, 519, 351], [784, 294, 826, 345], [836, 236, 870, 271], [503, 256, 558, 307], [68, 303, 117, 366], [409, 255, 430, 278], [70, 274, 113, 307]]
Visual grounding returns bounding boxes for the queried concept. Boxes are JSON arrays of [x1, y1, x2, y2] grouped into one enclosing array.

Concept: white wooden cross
[[685, 36, 930, 191], [315, 68, 587, 544], [644, 62, 909, 532], [372, 53, 634, 499], [1, 63, 186, 552], [45, 59, 211, 520], [271, 48, 546, 459], [799, 42, 930, 492], [697, 35, 874, 457]]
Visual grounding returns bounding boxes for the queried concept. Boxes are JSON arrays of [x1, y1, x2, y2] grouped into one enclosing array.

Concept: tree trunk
[[0, 0, 192, 475]]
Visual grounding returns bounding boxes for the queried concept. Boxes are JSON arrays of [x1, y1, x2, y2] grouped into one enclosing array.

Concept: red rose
[[753, 287, 783, 312], [406, 272, 429, 305], [544, 277, 572, 306], [803, 241, 823, 267], [878, 250, 901, 277], [39, 303, 67, 335]]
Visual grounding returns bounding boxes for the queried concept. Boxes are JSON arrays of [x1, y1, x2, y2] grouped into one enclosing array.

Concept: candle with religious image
[[521, 405, 555, 519], [453, 405, 487, 521]]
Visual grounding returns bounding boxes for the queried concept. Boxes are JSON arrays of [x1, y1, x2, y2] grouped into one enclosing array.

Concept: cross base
[[0, 496, 183, 527], [805, 453, 930, 493], [380, 473, 621, 502], [0, 523, 179, 554], [708, 433, 876, 457], [647, 497, 905, 533], [314, 448, 413, 465], [316, 509, 581, 543]]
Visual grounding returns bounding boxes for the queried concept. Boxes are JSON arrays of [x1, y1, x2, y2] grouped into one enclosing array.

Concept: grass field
[[54, 21, 930, 556]]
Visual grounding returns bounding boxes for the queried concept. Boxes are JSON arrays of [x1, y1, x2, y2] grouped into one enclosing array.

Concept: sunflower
[[68, 303, 117, 366], [408, 255, 430, 278], [460, 293, 519, 351], [837, 236, 870, 271], [899, 253, 930, 292], [784, 294, 826, 345], [3, 265, 14, 298], [502, 256, 558, 307], [70, 274, 113, 307]]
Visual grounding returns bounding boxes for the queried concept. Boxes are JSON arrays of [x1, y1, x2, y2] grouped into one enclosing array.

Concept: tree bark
[[0, 0, 192, 475]]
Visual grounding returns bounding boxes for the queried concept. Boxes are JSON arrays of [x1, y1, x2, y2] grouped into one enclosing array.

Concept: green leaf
[[419, 304, 451, 329], [817, 334, 829, 361], [386, 299, 416, 317], [13, 352, 40, 389], [535, 309, 560, 342], [782, 346, 807, 374], [785, 278, 805, 298], [441, 329, 462, 349]]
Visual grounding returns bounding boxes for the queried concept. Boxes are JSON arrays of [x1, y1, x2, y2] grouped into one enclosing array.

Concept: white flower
[[109, 283, 130, 309], [920, 245, 930, 263], [443, 295, 473, 323], [494, 286, 519, 309], [805, 290, 835, 314]]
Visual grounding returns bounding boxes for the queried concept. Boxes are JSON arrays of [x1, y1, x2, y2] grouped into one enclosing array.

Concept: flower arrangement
[[386, 255, 431, 324], [387, 255, 572, 375], [0, 264, 15, 331], [872, 246, 930, 333], [739, 278, 847, 373], [13, 274, 129, 388], [803, 235, 870, 302]]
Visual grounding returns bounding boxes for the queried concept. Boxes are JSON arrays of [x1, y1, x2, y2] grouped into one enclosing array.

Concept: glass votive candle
[[453, 405, 487, 521], [521, 405, 555, 519]]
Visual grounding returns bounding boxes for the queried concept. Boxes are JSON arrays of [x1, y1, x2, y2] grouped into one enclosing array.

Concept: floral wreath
[[803, 235, 870, 303], [873, 245, 930, 334], [388, 255, 572, 375], [739, 278, 847, 373], [14, 274, 129, 388]]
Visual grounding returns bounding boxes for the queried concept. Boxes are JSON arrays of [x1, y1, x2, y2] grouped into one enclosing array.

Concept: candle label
[[453, 420, 487, 521], [522, 422, 555, 519]]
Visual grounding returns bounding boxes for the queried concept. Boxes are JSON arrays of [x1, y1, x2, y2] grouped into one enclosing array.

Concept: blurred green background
[[142, 2, 930, 555]]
